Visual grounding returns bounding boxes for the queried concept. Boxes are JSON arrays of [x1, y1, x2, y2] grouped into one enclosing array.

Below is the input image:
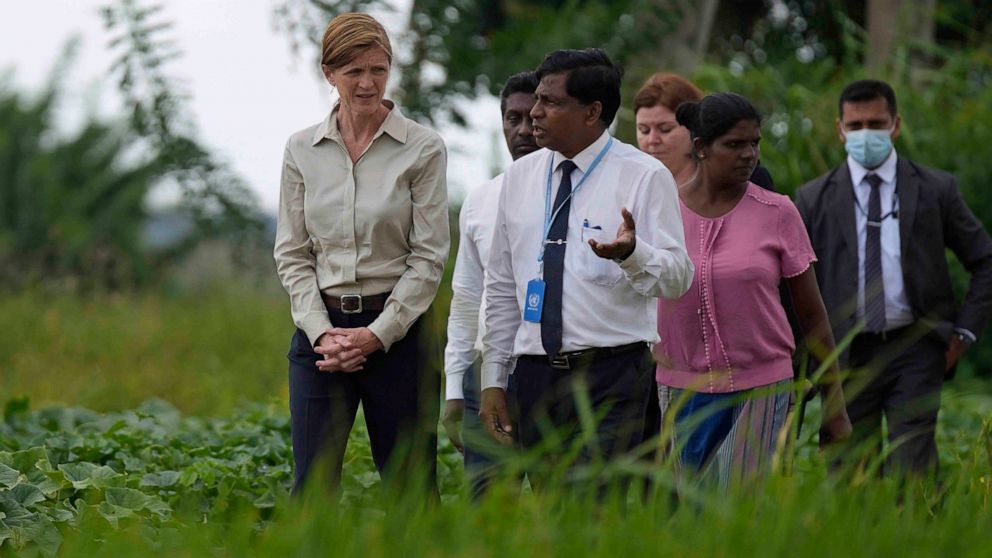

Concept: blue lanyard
[[539, 136, 613, 265]]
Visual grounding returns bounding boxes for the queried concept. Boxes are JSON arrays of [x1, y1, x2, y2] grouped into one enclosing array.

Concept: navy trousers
[[512, 345, 653, 492], [287, 310, 438, 496]]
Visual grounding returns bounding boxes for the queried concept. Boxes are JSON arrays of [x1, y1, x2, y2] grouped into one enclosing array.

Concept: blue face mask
[[843, 128, 894, 169]]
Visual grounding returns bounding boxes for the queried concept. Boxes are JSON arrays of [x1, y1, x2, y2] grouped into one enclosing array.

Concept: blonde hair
[[321, 13, 393, 70]]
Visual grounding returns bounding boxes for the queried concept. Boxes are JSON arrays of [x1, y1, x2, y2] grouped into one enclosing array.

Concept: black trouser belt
[[520, 341, 647, 370], [321, 291, 390, 314], [853, 324, 915, 344]]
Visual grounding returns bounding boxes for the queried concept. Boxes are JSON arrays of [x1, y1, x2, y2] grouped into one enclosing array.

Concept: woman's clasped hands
[[314, 327, 384, 372]]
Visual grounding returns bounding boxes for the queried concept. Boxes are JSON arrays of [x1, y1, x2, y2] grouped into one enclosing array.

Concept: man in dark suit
[[795, 79, 992, 477]]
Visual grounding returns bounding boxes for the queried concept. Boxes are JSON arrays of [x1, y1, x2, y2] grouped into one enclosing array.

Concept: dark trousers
[[512, 345, 653, 492], [642, 377, 661, 458], [839, 325, 946, 477], [287, 310, 438, 496], [461, 363, 518, 498]]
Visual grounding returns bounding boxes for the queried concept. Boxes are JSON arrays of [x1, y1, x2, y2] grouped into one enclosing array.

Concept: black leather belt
[[521, 341, 647, 370], [321, 292, 390, 314], [853, 324, 915, 344]]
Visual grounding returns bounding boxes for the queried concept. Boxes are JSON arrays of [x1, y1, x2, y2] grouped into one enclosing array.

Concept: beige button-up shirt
[[274, 101, 449, 350]]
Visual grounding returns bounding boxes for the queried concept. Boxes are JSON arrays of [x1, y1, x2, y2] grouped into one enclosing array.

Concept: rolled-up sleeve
[[273, 141, 333, 346], [481, 176, 520, 391], [618, 168, 693, 299], [368, 138, 451, 350]]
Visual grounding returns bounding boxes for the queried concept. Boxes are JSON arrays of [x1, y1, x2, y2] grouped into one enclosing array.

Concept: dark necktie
[[864, 173, 886, 333], [541, 160, 576, 357]]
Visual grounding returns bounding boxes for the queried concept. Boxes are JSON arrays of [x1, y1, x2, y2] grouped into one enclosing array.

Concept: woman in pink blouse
[[654, 92, 851, 485]]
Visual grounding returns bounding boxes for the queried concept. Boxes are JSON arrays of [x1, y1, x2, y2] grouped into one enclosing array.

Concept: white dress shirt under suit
[[849, 149, 975, 342], [850, 149, 914, 329], [481, 131, 694, 391]]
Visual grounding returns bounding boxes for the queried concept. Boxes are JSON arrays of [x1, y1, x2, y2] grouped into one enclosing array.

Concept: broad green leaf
[[140, 470, 180, 488], [0, 518, 11, 548], [102, 487, 148, 511], [11, 515, 61, 557], [0, 448, 51, 478], [0, 497, 34, 527], [8, 484, 46, 507], [44, 506, 74, 523], [178, 468, 199, 487], [96, 502, 134, 529], [39, 470, 69, 496], [58, 463, 123, 490], [0, 464, 21, 489], [104, 487, 170, 517]]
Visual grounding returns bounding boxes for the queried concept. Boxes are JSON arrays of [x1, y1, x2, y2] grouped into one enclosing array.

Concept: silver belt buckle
[[340, 294, 362, 314], [549, 354, 570, 370]]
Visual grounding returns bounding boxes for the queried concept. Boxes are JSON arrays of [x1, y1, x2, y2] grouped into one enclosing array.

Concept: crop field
[[2, 288, 991, 557]]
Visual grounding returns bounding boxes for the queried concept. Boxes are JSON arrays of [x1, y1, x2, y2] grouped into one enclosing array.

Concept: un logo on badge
[[528, 293, 540, 309]]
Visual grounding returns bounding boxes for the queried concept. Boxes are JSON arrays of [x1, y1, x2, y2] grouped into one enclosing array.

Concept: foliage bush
[[0, 387, 989, 556]]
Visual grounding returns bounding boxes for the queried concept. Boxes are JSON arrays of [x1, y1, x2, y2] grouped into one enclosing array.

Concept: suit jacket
[[795, 157, 992, 365]]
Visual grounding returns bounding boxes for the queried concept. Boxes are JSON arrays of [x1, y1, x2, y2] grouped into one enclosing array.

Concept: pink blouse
[[656, 183, 815, 393]]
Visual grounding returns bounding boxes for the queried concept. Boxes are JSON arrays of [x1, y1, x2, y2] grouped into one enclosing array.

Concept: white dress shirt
[[443, 174, 502, 400], [481, 131, 694, 390], [849, 149, 914, 329]]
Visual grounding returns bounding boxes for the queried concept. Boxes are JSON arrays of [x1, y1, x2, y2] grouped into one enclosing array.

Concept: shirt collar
[[551, 129, 611, 174], [848, 147, 898, 187], [311, 99, 408, 146]]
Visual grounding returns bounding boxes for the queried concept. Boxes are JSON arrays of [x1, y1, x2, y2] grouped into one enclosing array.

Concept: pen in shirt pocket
[[582, 219, 603, 241]]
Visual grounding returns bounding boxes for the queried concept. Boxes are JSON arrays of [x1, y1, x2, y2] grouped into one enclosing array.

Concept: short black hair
[[534, 48, 623, 126], [675, 92, 762, 145], [500, 71, 539, 115], [838, 79, 897, 118]]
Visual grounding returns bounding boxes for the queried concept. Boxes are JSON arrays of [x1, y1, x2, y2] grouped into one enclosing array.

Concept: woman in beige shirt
[[274, 12, 449, 496]]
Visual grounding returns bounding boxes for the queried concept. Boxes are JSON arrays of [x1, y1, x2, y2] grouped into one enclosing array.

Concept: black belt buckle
[[340, 294, 362, 314], [549, 354, 571, 370]]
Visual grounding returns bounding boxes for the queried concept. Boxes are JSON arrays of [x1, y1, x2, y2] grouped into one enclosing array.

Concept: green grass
[[3, 389, 990, 557], [2, 288, 991, 556], [0, 287, 293, 415]]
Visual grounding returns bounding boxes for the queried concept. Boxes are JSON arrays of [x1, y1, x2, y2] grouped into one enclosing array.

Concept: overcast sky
[[0, 0, 505, 213]]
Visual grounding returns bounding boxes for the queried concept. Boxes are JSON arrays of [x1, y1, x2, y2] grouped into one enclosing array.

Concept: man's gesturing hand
[[588, 207, 636, 261], [480, 387, 514, 446]]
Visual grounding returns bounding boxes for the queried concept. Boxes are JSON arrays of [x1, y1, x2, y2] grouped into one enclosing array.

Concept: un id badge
[[523, 279, 545, 323]]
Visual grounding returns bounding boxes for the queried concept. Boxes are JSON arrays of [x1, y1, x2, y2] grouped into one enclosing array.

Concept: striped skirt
[[657, 379, 793, 488]]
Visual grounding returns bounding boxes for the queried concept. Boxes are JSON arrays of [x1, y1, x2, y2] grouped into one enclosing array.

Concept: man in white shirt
[[442, 71, 539, 497], [479, 48, 693, 491]]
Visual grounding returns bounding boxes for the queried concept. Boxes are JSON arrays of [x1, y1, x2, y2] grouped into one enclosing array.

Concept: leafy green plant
[[2, 376, 989, 556]]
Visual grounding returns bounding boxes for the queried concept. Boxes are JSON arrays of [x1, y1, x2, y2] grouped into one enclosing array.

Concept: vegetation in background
[[274, 1, 992, 122], [0, 0, 266, 290], [1, 384, 989, 556], [100, 0, 266, 260], [0, 44, 169, 288], [0, 287, 292, 416]]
